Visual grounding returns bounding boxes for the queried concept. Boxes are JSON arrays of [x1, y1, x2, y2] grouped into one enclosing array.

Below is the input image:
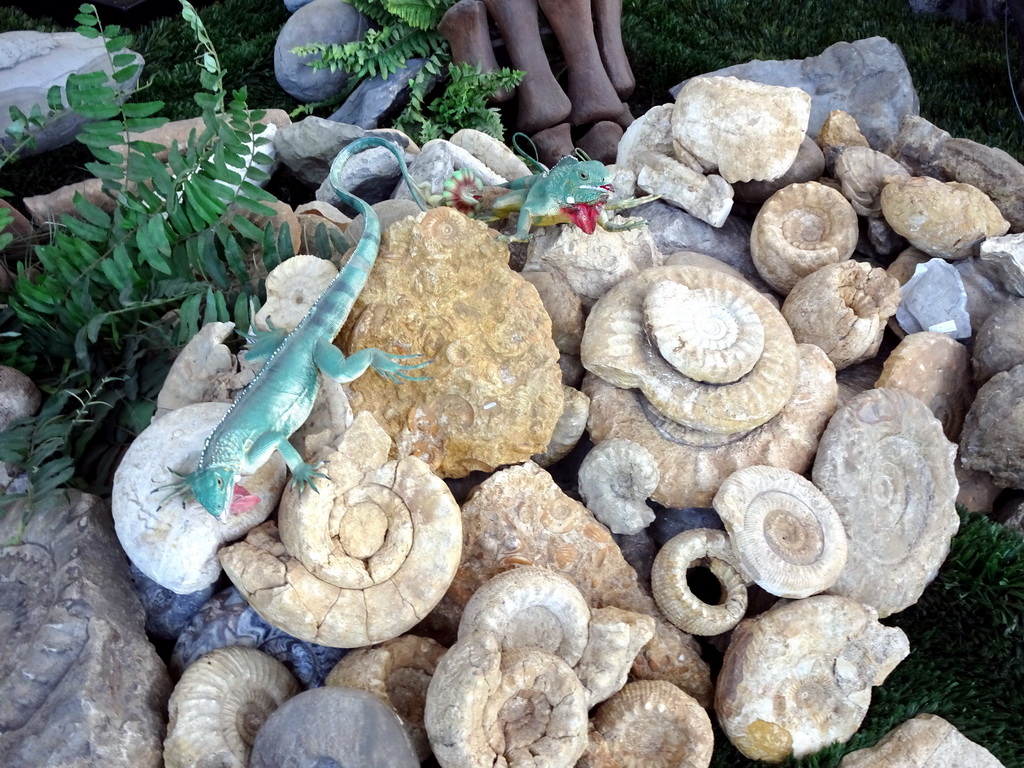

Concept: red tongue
[[228, 484, 261, 515], [566, 203, 601, 234]]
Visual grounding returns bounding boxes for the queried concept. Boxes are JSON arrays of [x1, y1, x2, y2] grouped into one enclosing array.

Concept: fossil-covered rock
[[581, 264, 800, 435], [713, 465, 848, 599], [325, 634, 446, 762], [671, 76, 812, 183], [428, 461, 714, 706], [781, 260, 901, 370], [113, 402, 286, 594], [750, 181, 860, 295], [876, 330, 972, 440], [164, 647, 300, 768], [881, 175, 1009, 260], [972, 299, 1024, 384], [218, 412, 462, 646], [731, 135, 826, 205], [337, 207, 564, 477], [832, 144, 910, 217], [716, 595, 909, 763], [812, 388, 960, 616], [0, 492, 170, 768], [837, 713, 1006, 768], [585, 344, 838, 508], [959, 364, 1024, 488]]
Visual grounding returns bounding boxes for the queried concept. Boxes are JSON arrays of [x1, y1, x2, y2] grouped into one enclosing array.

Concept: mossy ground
[[3, 1, 1024, 765]]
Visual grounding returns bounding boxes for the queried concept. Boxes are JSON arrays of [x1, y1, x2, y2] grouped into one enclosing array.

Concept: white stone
[[979, 232, 1024, 297], [112, 402, 287, 594], [635, 151, 734, 227], [671, 76, 812, 183]]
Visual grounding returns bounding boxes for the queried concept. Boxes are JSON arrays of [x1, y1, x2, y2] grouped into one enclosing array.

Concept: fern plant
[[0, 2, 298, 520], [292, 0, 523, 142]]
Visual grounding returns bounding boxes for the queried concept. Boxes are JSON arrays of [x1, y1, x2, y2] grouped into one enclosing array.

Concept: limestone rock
[[894, 115, 1024, 231], [833, 144, 911, 217], [959, 364, 1024, 488], [154, 322, 254, 417], [979, 232, 1024, 297], [0, 31, 143, 157], [523, 222, 662, 308], [112, 402, 287, 594], [972, 299, 1024, 384], [812, 388, 960, 617], [635, 150, 734, 227], [817, 109, 871, 161], [0, 492, 170, 768], [521, 269, 585, 354], [337, 208, 564, 476], [838, 713, 1005, 768], [955, 255, 1018, 331], [731, 135, 826, 205], [881, 176, 1009, 260], [0, 365, 40, 431], [449, 127, 531, 181], [428, 461, 714, 706], [672, 37, 919, 152], [274, 0, 370, 102], [390, 137, 508, 203], [584, 344, 837, 509], [875, 331, 972, 441], [716, 595, 909, 763], [671, 76, 812, 183], [613, 103, 676, 197]]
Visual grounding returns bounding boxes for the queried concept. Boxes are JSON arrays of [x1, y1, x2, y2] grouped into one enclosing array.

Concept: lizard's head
[[188, 466, 238, 519], [552, 158, 615, 234]]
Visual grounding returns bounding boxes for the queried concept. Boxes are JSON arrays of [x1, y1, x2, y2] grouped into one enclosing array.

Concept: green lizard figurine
[[412, 135, 656, 242], [165, 137, 430, 519]]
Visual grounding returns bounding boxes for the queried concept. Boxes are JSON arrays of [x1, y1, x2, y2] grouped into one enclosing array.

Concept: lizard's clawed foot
[[290, 461, 328, 494], [369, 350, 433, 383]]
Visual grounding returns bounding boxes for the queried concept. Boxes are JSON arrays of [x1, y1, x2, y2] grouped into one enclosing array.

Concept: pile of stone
[[3, 32, 1022, 768]]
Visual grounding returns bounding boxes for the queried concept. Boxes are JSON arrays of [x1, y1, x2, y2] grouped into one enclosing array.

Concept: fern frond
[[384, 0, 456, 30]]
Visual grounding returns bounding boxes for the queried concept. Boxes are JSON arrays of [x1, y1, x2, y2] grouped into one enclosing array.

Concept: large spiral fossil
[[812, 388, 959, 617], [424, 630, 590, 768], [581, 264, 800, 435], [713, 465, 848, 599], [164, 646, 301, 768], [750, 181, 859, 295], [219, 412, 463, 646]]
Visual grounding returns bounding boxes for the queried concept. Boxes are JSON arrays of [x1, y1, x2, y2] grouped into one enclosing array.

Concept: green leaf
[[112, 64, 141, 84], [73, 193, 112, 229], [112, 52, 137, 68], [231, 214, 264, 243]]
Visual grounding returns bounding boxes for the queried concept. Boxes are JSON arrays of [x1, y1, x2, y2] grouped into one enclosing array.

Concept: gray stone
[[314, 139, 419, 206], [128, 563, 213, 642], [0, 491, 170, 768], [284, 0, 317, 9], [973, 299, 1024, 384], [960, 364, 1024, 488], [895, 258, 972, 339], [671, 37, 918, 152], [391, 137, 507, 202], [0, 31, 143, 158], [632, 199, 767, 290], [274, 0, 371, 102], [275, 116, 368, 187], [328, 58, 437, 129], [980, 232, 1024, 296], [249, 687, 419, 767]]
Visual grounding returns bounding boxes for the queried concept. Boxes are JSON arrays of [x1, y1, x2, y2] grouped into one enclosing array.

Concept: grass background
[[2, 0, 1023, 765]]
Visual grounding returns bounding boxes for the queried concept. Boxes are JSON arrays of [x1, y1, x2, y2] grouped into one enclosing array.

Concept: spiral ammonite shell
[[811, 388, 959, 618], [590, 680, 714, 768], [164, 646, 301, 768], [581, 264, 799, 435], [713, 465, 847, 599], [651, 528, 748, 636], [643, 279, 766, 384], [750, 181, 859, 295]]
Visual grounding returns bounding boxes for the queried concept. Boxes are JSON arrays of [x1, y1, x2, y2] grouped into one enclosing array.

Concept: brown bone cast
[[538, 0, 628, 125], [576, 120, 624, 165], [593, 0, 635, 100], [531, 123, 575, 169], [438, 0, 513, 102], [483, 0, 571, 133]]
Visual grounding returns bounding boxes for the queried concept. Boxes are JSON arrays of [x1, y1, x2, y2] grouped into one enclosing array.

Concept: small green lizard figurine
[[165, 137, 429, 519]]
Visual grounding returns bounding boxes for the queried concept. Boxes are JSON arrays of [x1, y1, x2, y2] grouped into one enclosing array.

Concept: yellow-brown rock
[[875, 331, 972, 441], [817, 110, 870, 157], [337, 207, 564, 477], [880, 176, 1009, 260], [428, 461, 714, 706]]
